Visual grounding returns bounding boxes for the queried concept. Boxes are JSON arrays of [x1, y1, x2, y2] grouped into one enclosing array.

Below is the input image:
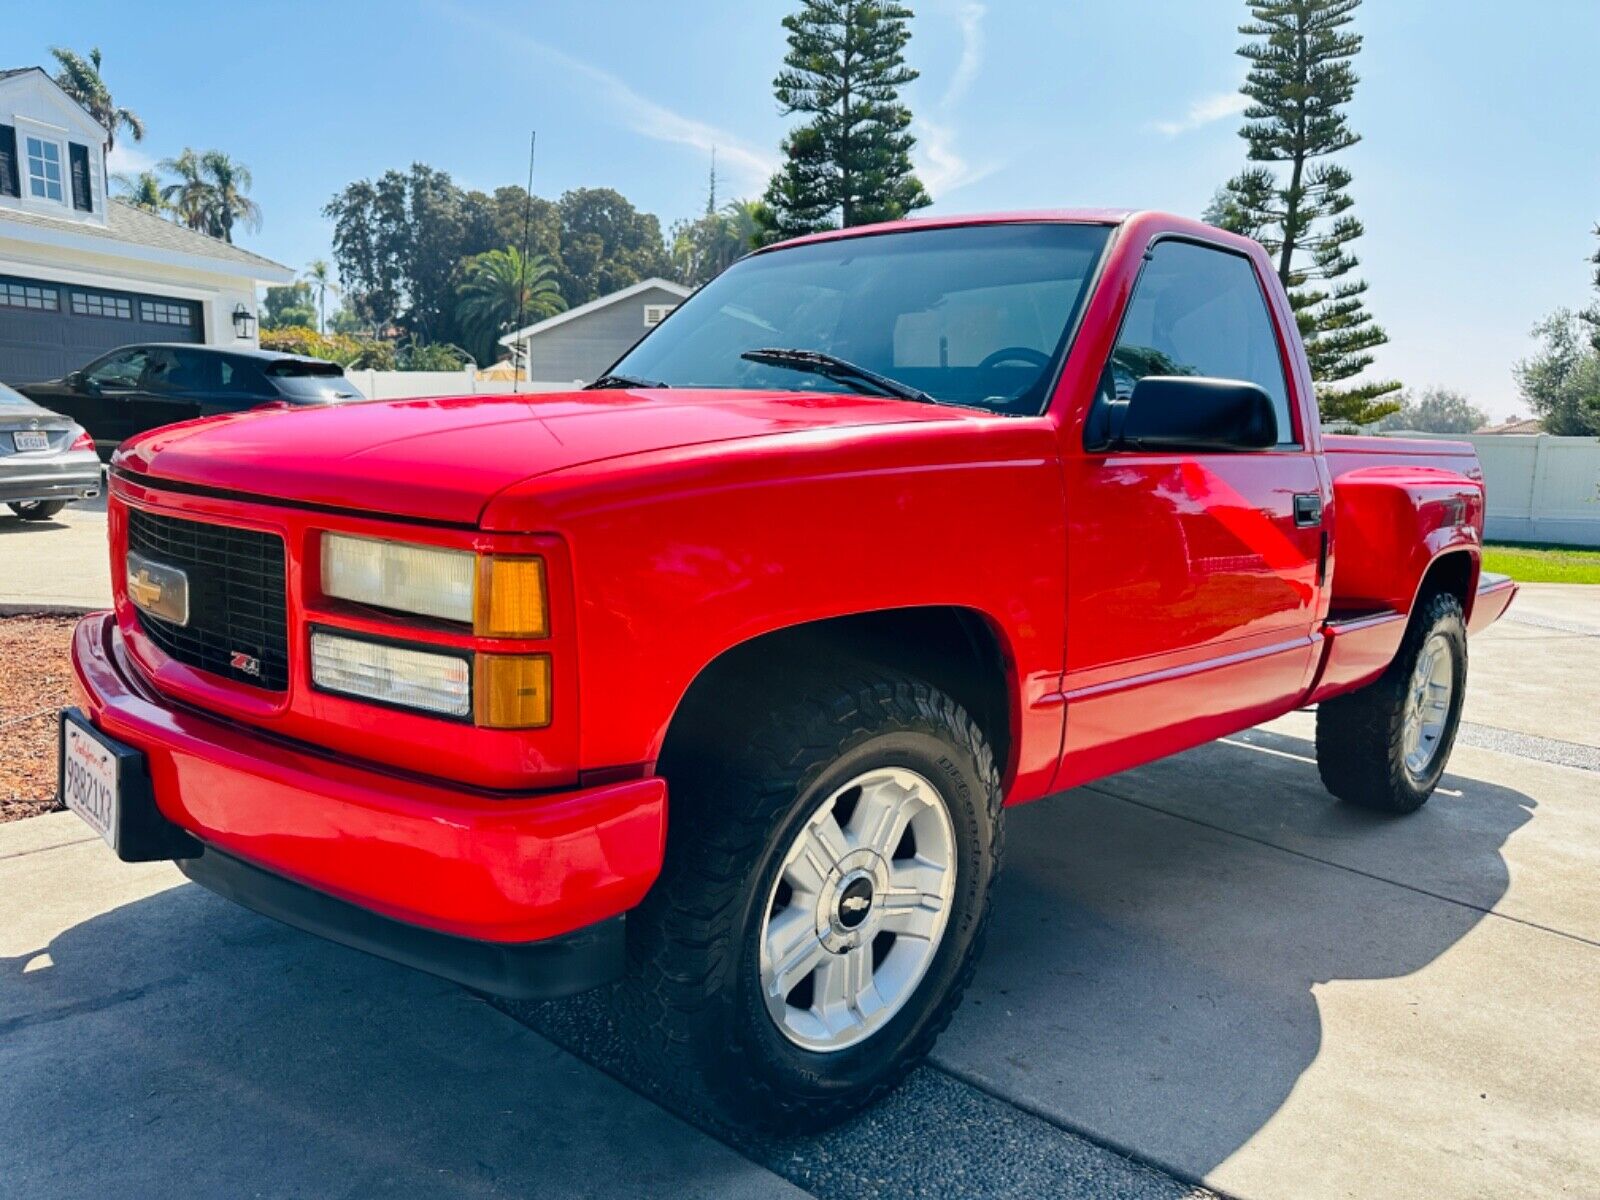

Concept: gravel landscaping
[[1, 614, 77, 822]]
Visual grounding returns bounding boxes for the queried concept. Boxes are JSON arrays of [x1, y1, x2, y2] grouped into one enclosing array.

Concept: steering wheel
[[978, 346, 1051, 371]]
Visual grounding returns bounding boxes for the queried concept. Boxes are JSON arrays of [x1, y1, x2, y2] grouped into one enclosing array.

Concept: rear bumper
[[69, 611, 667, 995], [1468, 571, 1518, 635], [0, 453, 101, 503]]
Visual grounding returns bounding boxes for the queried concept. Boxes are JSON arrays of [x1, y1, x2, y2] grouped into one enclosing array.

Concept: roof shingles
[[0, 199, 290, 275]]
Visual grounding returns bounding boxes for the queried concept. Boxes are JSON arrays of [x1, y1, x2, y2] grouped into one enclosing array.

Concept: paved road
[[0, 489, 108, 611], [1, 586, 1595, 1197]]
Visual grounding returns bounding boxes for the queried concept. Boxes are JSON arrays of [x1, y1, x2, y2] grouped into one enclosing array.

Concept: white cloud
[[914, 116, 999, 197], [1152, 90, 1249, 137], [443, 4, 772, 189], [106, 143, 155, 177], [941, 2, 986, 108]]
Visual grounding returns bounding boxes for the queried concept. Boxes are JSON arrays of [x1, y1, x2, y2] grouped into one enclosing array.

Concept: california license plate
[[61, 714, 121, 846], [13, 430, 49, 452]]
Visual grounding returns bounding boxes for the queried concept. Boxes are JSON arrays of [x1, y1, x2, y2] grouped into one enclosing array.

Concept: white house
[[500, 277, 692, 385], [0, 66, 293, 384]]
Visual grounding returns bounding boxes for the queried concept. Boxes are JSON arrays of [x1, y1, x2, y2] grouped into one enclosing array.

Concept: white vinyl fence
[[1462, 435, 1600, 548], [343, 368, 573, 400]]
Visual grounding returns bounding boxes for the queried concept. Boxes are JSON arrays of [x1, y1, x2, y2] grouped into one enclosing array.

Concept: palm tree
[[456, 248, 565, 367], [112, 170, 168, 214], [722, 199, 763, 253], [199, 150, 261, 244], [159, 149, 211, 233], [303, 259, 338, 333], [49, 47, 145, 151]]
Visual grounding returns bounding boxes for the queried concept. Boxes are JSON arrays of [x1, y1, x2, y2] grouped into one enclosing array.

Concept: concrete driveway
[[2, 585, 1596, 1198], [0, 489, 108, 611]]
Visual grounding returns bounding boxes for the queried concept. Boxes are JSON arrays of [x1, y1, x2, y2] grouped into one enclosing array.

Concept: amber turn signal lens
[[475, 556, 548, 638], [475, 653, 552, 728]]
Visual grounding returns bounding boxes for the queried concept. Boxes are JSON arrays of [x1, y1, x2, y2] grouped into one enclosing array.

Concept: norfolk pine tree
[[1206, 0, 1401, 426], [756, 0, 931, 243]]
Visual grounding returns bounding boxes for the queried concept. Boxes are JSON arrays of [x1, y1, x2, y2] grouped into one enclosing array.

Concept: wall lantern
[[232, 304, 256, 339]]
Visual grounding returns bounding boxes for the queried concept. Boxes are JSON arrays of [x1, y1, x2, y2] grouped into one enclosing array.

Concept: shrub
[[259, 326, 395, 370]]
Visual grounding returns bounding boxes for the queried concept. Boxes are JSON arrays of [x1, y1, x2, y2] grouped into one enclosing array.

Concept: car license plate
[[13, 430, 49, 452], [61, 715, 121, 847]]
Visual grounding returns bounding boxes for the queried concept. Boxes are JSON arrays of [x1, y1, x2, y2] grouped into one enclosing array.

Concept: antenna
[[512, 130, 536, 395]]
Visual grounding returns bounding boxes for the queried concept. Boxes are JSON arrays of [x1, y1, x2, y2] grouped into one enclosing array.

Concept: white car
[[0, 380, 101, 520]]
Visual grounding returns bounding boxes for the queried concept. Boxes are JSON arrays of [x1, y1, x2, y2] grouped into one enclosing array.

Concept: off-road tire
[[8, 500, 67, 520], [618, 669, 1003, 1130], [1316, 591, 1467, 814]]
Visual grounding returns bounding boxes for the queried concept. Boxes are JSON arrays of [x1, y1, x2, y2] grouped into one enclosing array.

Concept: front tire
[[1316, 591, 1467, 813], [620, 670, 1003, 1129], [8, 500, 67, 520]]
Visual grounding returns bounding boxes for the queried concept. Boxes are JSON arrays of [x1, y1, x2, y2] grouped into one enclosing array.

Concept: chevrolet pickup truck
[[61, 211, 1516, 1128]]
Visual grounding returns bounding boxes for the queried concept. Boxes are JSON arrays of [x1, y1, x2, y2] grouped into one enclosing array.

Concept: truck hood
[[114, 388, 970, 525]]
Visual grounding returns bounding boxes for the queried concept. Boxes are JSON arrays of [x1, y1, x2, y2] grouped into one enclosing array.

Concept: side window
[[1107, 241, 1295, 445], [86, 349, 150, 390], [156, 349, 220, 394]]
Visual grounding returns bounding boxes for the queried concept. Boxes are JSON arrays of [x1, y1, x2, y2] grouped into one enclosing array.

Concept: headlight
[[310, 631, 471, 719], [322, 534, 474, 624], [321, 534, 547, 636]]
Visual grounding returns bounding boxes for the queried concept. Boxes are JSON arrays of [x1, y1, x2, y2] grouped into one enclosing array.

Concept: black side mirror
[[1117, 376, 1277, 452], [73, 372, 100, 395]]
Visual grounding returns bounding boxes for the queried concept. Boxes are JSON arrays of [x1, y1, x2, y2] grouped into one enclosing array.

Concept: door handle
[[1293, 493, 1323, 528]]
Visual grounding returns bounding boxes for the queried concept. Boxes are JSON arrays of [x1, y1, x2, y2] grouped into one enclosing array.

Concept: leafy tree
[[456, 247, 565, 366], [260, 326, 395, 370], [1580, 222, 1600, 355], [158, 148, 261, 242], [1374, 387, 1488, 435], [1514, 310, 1600, 436], [1206, 0, 1399, 426], [112, 170, 167, 214], [160, 149, 211, 233], [49, 46, 143, 151], [556, 187, 670, 304], [757, 0, 930, 243], [261, 282, 316, 331], [200, 150, 260, 243], [303, 259, 338, 334]]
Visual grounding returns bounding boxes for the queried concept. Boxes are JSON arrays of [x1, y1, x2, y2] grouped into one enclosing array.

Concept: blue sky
[[14, 1, 1600, 417]]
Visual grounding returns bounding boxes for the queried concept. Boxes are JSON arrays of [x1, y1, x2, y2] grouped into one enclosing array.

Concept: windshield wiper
[[587, 372, 669, 390], [740, 348, 938, 406]]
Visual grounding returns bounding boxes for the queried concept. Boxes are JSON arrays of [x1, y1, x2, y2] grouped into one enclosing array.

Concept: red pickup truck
[[62, 211, 1515, 1127]]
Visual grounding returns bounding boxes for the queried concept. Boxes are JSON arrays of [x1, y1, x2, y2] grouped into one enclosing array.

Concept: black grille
[[126, 508, 289, 690]]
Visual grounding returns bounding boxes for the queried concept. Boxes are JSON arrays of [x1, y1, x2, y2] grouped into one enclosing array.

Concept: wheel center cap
[[836, 877, 874, 929]]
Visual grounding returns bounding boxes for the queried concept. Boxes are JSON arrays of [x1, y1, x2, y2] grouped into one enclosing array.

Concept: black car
[[17, 343, 365, 459]]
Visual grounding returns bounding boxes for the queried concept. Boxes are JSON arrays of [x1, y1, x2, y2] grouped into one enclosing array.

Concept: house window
[[140, 300, 193, 327], [643, 304, 677, 328], [0, 282, 59, 311], [71, 290, 132, 320], [24, 135, 64, 203]]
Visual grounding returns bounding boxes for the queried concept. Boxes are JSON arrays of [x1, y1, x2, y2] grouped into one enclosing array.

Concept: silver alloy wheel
[[758, 767, 957, 1053], [1402, 631, 1455, 779]]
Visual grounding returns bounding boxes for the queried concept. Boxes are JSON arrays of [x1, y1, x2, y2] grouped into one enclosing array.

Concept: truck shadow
[[933, 725, 1535, 1183], [0, 878, 770, 1198]]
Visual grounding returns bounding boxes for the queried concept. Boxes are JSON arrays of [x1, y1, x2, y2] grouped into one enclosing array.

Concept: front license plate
[[13, 430, 49, 452], [61, 714, 121, 846]]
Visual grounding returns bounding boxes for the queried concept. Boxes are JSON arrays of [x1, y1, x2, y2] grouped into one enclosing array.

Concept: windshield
[[266, 360, 363, 401], [0, 381, 44, 413], [610, 222, 1112, 414]]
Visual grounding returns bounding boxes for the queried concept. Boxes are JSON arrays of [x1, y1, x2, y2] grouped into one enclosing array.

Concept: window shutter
[[69, 143, 92, 212], [0, 125, 18, 198]]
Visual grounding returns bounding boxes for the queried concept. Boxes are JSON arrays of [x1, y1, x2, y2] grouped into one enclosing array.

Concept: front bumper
[[69, 611, 667, 998], [0, 451, 101, 504]]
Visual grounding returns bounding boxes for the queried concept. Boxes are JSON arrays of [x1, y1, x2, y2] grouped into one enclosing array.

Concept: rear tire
[[619, 669, 1003, 1130], [1316, 591, 1467, 813], [8, 500, 67, 520]]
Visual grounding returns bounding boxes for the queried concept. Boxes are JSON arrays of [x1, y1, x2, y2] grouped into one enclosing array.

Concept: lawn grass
[[1481, 542, 1600, 584]]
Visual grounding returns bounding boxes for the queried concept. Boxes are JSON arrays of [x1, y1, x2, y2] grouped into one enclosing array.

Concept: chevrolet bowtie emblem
[[840, 895, 871, 914], [128, 569, 162, 609], [125, 551, 190, 627]]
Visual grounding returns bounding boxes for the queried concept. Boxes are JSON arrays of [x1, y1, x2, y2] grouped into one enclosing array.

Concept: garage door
[[0, 274, 204, 385]]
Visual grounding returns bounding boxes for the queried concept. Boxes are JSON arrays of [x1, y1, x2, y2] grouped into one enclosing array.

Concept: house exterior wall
[[522, 285, 684, 383], [0, 71, 108, 230]]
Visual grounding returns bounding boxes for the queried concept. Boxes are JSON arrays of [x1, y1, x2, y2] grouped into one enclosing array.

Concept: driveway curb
[[0, 603, 100, 618]]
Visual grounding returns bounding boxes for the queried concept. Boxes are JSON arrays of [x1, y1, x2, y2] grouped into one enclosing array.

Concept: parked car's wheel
[[8, 500, 67, 521], [621, 669, 1003, 1129], [1316, 591, 1468, 813]]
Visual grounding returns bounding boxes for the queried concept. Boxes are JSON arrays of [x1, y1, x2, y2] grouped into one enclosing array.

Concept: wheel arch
[[1411, 546, 1480, 623], [657, 605, 1020, 791]]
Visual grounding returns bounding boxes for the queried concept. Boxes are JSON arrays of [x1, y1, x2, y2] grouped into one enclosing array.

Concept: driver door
[[75, 347, 154, 454], [1057, 237, 1325, 787]]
